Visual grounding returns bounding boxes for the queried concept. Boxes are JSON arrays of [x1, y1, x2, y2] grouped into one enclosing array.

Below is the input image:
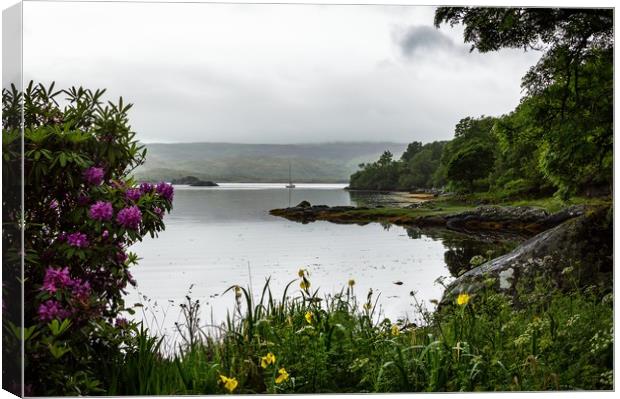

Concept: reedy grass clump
[[102, 270, 613, 394]]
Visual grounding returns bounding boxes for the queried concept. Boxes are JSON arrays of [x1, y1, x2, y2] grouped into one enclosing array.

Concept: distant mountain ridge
[[134, 141, 409, 183]]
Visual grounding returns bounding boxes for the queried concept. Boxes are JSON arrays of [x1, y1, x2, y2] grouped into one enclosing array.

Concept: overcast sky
[[22, 1, 542, 144]]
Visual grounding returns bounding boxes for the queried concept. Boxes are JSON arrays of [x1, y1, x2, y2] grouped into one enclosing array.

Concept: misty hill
[[133, 142, 408, 183]]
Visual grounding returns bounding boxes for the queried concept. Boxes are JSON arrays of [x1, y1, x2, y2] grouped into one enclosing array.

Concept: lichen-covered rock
[[441, 206, 612, 305], [438, 205, 586, 235]]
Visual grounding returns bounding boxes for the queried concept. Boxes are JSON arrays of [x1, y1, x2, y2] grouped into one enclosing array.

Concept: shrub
[[2, 82, 174, 395]]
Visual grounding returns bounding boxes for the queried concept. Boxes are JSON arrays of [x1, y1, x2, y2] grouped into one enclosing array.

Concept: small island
[[171, 175, 219, 187]]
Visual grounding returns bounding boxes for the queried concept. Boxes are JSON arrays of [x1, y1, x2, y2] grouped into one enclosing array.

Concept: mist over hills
[[134, 142, 408, 183]]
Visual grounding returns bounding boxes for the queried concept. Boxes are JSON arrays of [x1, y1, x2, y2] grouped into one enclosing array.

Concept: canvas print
[[1, 1, 614, 396]]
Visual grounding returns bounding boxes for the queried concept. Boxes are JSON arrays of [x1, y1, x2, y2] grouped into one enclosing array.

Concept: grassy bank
[[455, 194, 612, 214], [101, 269, 613, 394]]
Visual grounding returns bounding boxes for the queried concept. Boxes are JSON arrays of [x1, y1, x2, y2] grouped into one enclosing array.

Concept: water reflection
[[130, 185, 521, 337], [403, 227, 520, 277]]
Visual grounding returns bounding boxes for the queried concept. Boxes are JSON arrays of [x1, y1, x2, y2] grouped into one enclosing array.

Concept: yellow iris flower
[[298, 268, 306, 277], [219, 375, 238, 393], [305, 311, 313, 324], [457, 293, 470, 306], [275, 368, 289, 384], [348, 279, 355, 287], [261, 352, 276, 369], [391, 324, 400, 336], [300, 279, 310, 290]]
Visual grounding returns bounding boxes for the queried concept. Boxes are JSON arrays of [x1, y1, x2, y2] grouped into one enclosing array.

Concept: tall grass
[[101, 270, 613, 394]]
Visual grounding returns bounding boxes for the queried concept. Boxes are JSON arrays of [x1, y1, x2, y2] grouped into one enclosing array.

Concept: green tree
[[490, 101, 553, 197], [435, 116, 498, 191], [446, 141, 495, 192], [435, 7, 613, 198], [349, 150, 400, 191], [398, 142, 446, 189], [400, 141, 423, 162]]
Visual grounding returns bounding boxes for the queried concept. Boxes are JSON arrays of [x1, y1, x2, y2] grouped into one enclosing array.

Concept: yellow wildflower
[[348, 279, 355, 287], [456, 293, 470, 306], [260, 352, 276, 369], [298, 268, 306, 277], [275, 367, 289, 384], [300, 279, 310, 291], [219, 375, 238, 393], [305, 311, 314, 324], [391, 324, 400, 336]]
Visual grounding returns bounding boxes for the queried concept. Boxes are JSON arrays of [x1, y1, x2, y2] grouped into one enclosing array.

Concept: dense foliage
[[2, 82, 174, 395], [350, 8, 612, 199], [103, 268, 613, 394], [349, 141, 446, 191]]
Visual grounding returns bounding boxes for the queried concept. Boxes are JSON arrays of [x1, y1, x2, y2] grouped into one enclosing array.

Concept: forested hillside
[[349, 8, 613, 200], [134, 142, 408, 183]]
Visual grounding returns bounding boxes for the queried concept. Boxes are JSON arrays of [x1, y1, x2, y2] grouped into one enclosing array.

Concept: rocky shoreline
[[269, 201, 588, 236], [441, 206, 612, 305]]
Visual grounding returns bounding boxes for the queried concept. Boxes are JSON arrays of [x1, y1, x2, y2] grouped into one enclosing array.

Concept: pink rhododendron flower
[[42, 267, 72, 294], [38, 300, 71, 322], [125, 188, 142, 202], [88, 201, 113, 221], [83, 167, 105, 186], [67, 232, 89, 248], [156, 182, 174, 201], [139, 182, 154, 194], [153, 206, 163, 217], [116, 206, 142, 230], [71, 278, 91, 300]]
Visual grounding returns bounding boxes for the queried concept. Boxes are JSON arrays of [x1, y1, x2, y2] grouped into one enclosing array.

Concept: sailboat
[[285, 162, 296, 188]]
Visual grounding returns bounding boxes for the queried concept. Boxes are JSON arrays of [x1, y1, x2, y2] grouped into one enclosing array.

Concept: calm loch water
[[127, 184, 516, 341]]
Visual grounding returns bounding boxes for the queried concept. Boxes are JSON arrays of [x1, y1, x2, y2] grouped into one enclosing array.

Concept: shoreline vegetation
[[104, 271, 613, 394]]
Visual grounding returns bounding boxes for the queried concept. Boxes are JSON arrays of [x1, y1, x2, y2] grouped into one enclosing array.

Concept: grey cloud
[[22, 2, 541, 145], [394, 25, 457, 57]]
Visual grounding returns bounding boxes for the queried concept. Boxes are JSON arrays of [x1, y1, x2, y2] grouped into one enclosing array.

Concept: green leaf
[[48, 319, 72, 336], [48, 343, 71, 359]]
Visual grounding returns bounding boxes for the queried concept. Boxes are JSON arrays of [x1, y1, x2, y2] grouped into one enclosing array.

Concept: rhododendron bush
[[2, 82, 173, 395]]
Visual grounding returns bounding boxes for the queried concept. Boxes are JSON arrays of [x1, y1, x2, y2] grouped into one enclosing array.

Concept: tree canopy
[[350, 8, 612, 198], [435, 7, 613, 198]]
